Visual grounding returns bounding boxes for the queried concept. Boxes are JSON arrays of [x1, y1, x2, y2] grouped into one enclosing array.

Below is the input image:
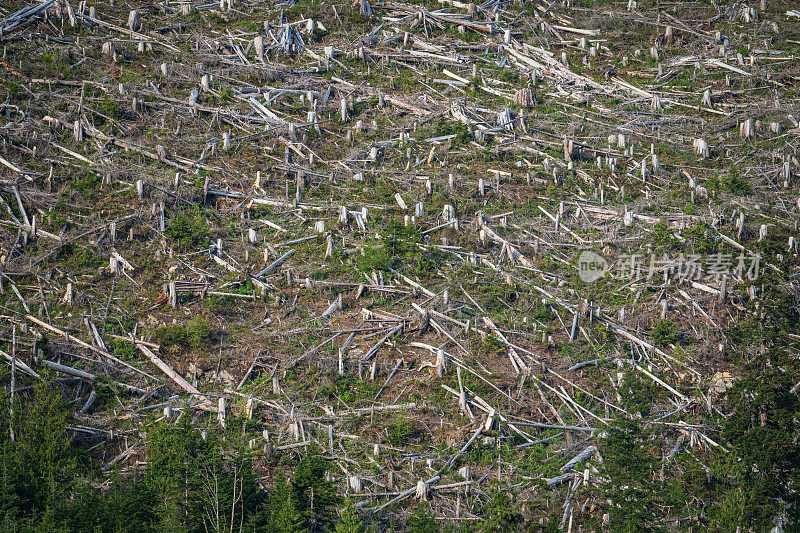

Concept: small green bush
[[653, 221, 675, 248], [73, 171, 102, 199], [110, 338, 138, 359], [480, 334, 505, 355], [387, 418, 416, 446], [72, 245, 107, 269], [532, 301, 555, 322], [684, 222, 715, 254], [619, 370, 658, 416], [407, 506, 438, 533], [204, 295, 237, 315], [154, 317, 212, 353], [355, 221, 424, 273], [720, 170, 751, 195], [165, 206, 210, 250], [433, 118, 471, 147], [652, 319, 678, 347]]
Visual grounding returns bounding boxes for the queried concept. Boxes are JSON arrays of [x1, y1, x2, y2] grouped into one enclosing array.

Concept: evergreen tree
[[0, 381, 78, 530], [270, 477, 304, 533], [599, 419, 662, 532], [480, 487, 523, 532], [146, 417, 268, 533], [16, 382, 76, 509], [335, 499, 362, 533], [407, 505, 438, 533], [291, 447, 339, 531], [719, 368, 800, 528]]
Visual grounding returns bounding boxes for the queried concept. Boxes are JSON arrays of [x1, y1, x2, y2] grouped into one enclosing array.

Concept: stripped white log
[[415, 479, 428, 500], [246, 397, 254, 419], [435, 348, 447, 377], [127, 10, 140, 32], [484, 408, 496, 431], [321, 294, 342, 319], [560, 445, 599, 471], [63, 282, 74, 305], [254, 35, 264, 59], [740, 118, 755, 139], [138, 345, 216, 411], [701, 88, 712, 107], [79, 390, 97, 414], [216, 398, 226, 426], [41, 360, 145, 393], [651, 94, 662, 110], [307, 110, 319, 132], [0, 349, 39, 378], [693, 138, 709, 158]]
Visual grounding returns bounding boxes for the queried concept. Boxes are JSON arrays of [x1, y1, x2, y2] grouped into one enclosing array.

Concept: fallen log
[[42, 360, 146, 394], [137, 345, 216, 412], [25, 315, 157, 380]]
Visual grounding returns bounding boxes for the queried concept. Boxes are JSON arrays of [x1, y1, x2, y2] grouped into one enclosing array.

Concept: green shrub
[[356, 221, 424, 273], [480, 334, 505, 355], [684, 222, 715, 254], [96, 94, 125, 123], [387, 418, 416, 446], [532, 301, 555, 322], [407, 506, 438, 533], [71, 244, 107, 269], [720, 369, 800, 529], [357, 242, 396, 272], [480, 487, 524, 532], [432, 118, 471, 147], [109, 338, 138, 359], [652, 221, 675, 248], [204, 295, 237, 315], [164, 206, 210, 250], [73, 171, 102, 199], [652, 319, 677, 347], [154, 317, 212, 353], [7, 81, 22, 99], [599, 419, 661, 531], [619, 370, 657, 416], [186, 317, 211, 350], [720, 169, 751, 194]]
